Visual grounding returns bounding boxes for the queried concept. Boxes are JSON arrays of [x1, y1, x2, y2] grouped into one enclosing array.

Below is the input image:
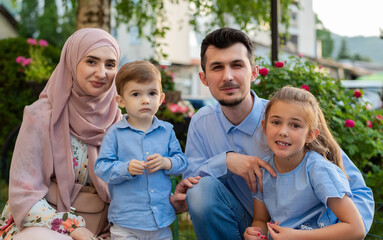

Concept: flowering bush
[[252, 55, 383, 202], [15, 38, 53, 83]]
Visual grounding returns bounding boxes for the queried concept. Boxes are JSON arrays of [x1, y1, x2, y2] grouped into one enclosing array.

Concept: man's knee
[[186, 176, 223, 213]]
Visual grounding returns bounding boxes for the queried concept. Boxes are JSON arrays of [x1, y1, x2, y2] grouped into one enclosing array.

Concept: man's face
[[199, 43, 258, 107]]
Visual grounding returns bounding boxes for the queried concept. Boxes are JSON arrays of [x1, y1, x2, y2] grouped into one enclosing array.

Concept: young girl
[[244, 86, 365, 240]]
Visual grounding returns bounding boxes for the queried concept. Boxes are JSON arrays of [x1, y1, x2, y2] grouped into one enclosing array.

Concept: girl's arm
[[244, 198, 270, 239], [268, 194, 365, 240]]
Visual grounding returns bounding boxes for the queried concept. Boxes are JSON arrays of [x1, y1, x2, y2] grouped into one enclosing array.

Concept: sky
[[312, 0, 383, 37]]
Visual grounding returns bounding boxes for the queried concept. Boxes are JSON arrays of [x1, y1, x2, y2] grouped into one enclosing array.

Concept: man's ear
[[199, 71, 208, 86], [251, 65, 259, 83], [306, 128, 319, 144], [116, 95, 125, 108]]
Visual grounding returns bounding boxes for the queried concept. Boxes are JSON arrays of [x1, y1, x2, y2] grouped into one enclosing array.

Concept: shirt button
[[151, 189, 154, 192], [153, 206, 157, 210], [146, 152, 149, 155]]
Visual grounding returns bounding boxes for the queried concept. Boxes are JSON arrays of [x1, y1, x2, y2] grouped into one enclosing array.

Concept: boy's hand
[[128, 159, 146, 176], [244, 226, 268, 240], [146, 153, 172, 173]]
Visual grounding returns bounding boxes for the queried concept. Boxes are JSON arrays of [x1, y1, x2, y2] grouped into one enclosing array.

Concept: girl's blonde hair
[[264, 86, 346, 175]]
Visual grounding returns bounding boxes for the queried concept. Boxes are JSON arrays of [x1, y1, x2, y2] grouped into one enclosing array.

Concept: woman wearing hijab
[[0, 28, 121, 240]]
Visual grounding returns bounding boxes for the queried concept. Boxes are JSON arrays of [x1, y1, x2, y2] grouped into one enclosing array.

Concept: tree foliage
[[18, 0, 39, 38], [316, 15, 334, 58]]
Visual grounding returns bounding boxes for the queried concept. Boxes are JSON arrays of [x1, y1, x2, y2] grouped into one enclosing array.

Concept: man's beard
[[218, 95, 245, 107]]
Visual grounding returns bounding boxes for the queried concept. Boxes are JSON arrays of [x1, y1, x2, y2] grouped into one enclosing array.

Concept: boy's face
[[116, 79, 165, 123]]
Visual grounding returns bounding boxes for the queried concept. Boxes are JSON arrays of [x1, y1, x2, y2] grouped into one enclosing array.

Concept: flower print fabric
[[0, 136, 108, 239]]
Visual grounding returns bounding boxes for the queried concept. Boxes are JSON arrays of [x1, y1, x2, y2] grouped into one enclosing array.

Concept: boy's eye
[[132, 93, 139, 97], [149, 91, 158, 96], [291, 123, 301, 128]]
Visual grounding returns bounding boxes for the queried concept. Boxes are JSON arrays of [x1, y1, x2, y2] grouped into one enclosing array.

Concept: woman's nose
[[95, 66, 106, 79]]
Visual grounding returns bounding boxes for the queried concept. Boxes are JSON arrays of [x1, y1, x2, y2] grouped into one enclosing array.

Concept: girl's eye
[[291, 124, 300, 128], [132, 93, 139, 97], [271, 120, 280, 125]]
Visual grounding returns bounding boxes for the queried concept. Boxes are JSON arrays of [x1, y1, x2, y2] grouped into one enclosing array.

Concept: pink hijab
[[9, 28, 121, 227]]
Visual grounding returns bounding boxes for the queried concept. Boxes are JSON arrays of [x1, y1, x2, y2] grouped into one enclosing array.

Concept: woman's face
[[76, 46, 117, 96]]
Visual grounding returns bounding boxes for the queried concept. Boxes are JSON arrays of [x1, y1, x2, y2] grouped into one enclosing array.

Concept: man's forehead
[[205, 43, 248, 63]]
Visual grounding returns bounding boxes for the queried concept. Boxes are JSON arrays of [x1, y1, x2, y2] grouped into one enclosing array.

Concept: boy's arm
[[165, 129, 188, 175], [94, 129, 134, 184], [267, 195, 365, 240]]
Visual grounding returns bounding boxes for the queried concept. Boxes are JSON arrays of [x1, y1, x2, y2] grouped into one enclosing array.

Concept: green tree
[[337, 38, 351, 60], [316, 15, 333, 58], [37, 0, 59, 45], [18, 0, 38, 38]]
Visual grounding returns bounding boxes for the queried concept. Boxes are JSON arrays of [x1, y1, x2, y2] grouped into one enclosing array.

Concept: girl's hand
[[267, 221, 296, 240], [244, 226, 268, 240], [146, 153, 172, 173], [69, 227, 94, 240], [128, 159, 145, 175]]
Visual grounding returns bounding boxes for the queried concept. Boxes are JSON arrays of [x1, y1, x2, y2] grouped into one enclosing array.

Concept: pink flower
[[301, 85, 310, 91], [169, 104, 179, 113], [319, 65, 323, 69], [16, 56, 26, 64], [73, 157, 78, 167], [22, 58, 33, 66], [376, 115, 383, 123], [179, 106, 189, 114], [38, 39, 48, 47], [27, 38, 37, 45], [275, 61, 284, 68], [259, 68, 269, 76], [367, 120, 372, 128], [345, 119, 355, 128], [353, 90, 362, 98], [160, 65, 168, 70], [298, 54, 303, 58]]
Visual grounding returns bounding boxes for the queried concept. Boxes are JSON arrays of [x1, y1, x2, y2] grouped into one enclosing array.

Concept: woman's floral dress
[[0, 135, 107, 239]]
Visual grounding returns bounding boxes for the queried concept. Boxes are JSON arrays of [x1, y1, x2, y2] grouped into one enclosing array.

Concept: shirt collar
[[219, 90, 264, 136], [115, 114, 165, 132]]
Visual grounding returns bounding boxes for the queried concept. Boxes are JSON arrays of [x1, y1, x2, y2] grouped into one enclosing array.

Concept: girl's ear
[[262, 119, 266, 133], [306, 128, 319, 143]]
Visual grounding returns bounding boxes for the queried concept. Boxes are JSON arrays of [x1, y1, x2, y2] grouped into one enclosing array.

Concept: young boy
[[95, 61, 188, 240]]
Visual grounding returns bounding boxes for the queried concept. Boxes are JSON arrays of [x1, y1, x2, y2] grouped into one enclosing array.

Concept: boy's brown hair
[[115, 61, 162, 95]]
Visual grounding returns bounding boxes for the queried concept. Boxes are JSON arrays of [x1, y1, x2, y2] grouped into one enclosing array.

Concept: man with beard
[[177, 27, 374, 240]]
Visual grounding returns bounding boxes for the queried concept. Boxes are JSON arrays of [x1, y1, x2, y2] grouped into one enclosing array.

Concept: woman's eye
[[86, 60, 95, 65], [106, 63, 115, 69]]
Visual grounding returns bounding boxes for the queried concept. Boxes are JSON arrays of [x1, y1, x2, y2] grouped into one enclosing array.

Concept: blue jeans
[[186, 176, 252, 240]]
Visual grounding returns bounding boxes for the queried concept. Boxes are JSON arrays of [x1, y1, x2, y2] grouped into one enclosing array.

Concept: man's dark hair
[[200, 27, 255, 72]]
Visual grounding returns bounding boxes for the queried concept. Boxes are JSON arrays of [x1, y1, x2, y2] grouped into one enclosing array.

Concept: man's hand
[[128, 159, 145, 176], [146, 153, 172, 173], [226, 152, 276, 193], [170, 176, 202, 214]]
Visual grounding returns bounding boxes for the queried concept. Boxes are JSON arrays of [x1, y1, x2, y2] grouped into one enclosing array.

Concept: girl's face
[[76, 47, 117, 96], [263, 100, 316, 166]]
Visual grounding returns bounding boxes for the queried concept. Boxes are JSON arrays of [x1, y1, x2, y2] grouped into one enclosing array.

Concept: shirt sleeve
[[308, 159, 351, 208], [183, 117, 230, 179], [95, 128, 133, 184], [341, 149, 374, 234], [21, 198, 85, 235], [164, 128, 188, 176]]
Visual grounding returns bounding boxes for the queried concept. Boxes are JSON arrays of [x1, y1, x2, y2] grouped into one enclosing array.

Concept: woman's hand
[[69, 227, 95, 240]]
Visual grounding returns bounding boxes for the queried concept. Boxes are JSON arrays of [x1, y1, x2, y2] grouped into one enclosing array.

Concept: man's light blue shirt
[[95, 115, 188, 231], [184, 90, 374, 233]]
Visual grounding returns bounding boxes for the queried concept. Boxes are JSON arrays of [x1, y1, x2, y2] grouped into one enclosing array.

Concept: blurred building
[[112, 0, 317, 98], [0, 0, 18, 39]]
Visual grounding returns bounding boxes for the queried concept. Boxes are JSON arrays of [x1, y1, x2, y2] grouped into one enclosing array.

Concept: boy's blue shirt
[[95, 115, 188, 231]]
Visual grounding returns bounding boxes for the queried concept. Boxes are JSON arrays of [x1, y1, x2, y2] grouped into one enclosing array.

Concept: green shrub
[[0, 37, 60, 177]]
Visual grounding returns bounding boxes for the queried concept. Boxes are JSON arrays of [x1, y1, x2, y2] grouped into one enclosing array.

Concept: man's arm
[[341, 150, 374, 234]]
